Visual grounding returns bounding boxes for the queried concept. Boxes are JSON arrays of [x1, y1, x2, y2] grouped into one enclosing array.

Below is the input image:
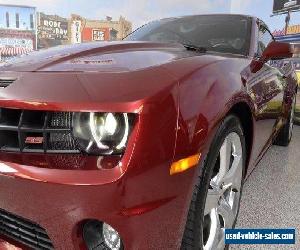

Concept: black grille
[[0, 108, 80, 153], [0, 78, 16, 88], [0, 209, 54, 249]]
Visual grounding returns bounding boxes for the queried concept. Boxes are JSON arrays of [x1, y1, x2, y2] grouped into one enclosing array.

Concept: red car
[[0, 14, 297, 250]]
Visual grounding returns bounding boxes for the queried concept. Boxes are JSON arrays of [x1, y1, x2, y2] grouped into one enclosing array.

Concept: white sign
[[44, 20, 62, 28], [93, 29, 105, 41], [0, 38, 33, 49], [72, 20, 82, 44], [284, 0, 297, 7]]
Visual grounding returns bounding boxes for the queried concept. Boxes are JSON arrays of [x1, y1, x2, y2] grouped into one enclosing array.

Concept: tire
[[181, 115, 246, 250], [274, 96, 296, 147]]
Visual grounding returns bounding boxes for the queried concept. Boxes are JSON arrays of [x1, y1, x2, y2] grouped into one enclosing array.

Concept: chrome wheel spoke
[[204, 209, 224, 250], [217, 137, 232, 185], [222, 134, 243, 189], [218, 197, 235, 228], [222, 153, 242, 190], [204, 184, 220, 216]]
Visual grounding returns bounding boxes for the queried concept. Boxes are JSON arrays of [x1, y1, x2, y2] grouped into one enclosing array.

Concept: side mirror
[[261, 41, 293, 61], [250, 41, 293, 73]]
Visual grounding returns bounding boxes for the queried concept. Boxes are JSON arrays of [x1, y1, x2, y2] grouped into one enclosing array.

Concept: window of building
[[16, 13, 20, 28], [30, 14, 34, 29], [6, 12, 9, 28]]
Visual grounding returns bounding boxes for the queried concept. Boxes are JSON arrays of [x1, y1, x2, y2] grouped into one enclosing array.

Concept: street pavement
[[230, 126, 300, 250]]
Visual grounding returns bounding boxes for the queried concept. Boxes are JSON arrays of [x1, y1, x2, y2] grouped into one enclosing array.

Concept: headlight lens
[[72, 112, 133, 155]]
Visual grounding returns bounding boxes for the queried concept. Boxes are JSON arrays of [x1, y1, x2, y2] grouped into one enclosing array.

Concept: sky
[[2, 0, 300, 31]]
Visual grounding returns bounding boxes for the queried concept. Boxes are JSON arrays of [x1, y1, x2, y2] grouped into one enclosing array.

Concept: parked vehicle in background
[[0, 14, 297, 250]]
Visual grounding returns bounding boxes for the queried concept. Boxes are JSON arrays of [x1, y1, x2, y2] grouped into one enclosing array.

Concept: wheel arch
[[228, 102, 254, 177]]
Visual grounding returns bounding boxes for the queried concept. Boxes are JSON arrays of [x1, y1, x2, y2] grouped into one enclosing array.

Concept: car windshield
[[125, 15, 252, 56]]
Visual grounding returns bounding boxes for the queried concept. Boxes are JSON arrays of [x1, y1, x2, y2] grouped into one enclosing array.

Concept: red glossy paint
[[0, 15, 297, 249]]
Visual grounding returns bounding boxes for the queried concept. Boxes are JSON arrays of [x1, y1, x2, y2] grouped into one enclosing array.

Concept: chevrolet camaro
[[0, 14, 297, 250]]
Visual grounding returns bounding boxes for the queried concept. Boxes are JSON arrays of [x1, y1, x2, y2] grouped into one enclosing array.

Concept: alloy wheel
[[203, 132, 243, 250]]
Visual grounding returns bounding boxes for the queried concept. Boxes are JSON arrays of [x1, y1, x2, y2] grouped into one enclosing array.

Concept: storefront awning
[[0, 47, 33, 57]]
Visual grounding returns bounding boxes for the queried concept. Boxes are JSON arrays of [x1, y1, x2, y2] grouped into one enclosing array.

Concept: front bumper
[[0, 155, 197, 250]]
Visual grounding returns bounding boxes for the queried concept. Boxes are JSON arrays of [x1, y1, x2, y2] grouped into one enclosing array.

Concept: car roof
[[159, 13, 255, 22]]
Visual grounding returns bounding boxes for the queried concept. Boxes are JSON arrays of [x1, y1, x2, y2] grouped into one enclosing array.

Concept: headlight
[[72, 112, 134, 155]]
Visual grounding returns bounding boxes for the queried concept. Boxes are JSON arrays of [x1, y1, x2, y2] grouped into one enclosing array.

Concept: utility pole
[[285, 10, 291, 35]]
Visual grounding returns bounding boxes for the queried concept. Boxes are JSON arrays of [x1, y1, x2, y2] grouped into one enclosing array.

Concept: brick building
[[70, 15, 132, 44], [37, 12, 69, 49]]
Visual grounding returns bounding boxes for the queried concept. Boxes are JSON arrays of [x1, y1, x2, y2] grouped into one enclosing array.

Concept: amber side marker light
[[170, 153, 201, 175]]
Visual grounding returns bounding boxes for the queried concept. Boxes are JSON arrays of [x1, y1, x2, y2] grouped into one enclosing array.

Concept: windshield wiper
[[182, 44, 207, 53]]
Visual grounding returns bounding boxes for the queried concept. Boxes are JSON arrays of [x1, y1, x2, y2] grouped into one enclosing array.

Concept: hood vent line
[[0, 78, 16, 88]]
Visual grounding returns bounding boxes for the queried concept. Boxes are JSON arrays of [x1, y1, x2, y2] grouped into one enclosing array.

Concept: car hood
[[0, 41, 225, 112], [0, 41, 194, 73]]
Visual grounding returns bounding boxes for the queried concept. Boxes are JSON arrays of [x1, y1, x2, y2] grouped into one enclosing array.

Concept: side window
[[257, 24, 274, 56]]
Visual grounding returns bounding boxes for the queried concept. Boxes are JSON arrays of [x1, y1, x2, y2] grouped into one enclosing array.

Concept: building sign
[[72, 20, 82, 44], [0, 30, 35, 49], [273, 0, 300, 14], [38, 13, 68, 40], [0, 30, 35, 57], [82, 27, 110, 42], [286, 24, 300, 34], [93, 29, 105, 41], [273, 24, 300, 37], [0, 38, 33, 49]]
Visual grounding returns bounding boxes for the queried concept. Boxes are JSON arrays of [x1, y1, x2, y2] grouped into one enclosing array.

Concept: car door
[[246, 22, 286, 160]]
